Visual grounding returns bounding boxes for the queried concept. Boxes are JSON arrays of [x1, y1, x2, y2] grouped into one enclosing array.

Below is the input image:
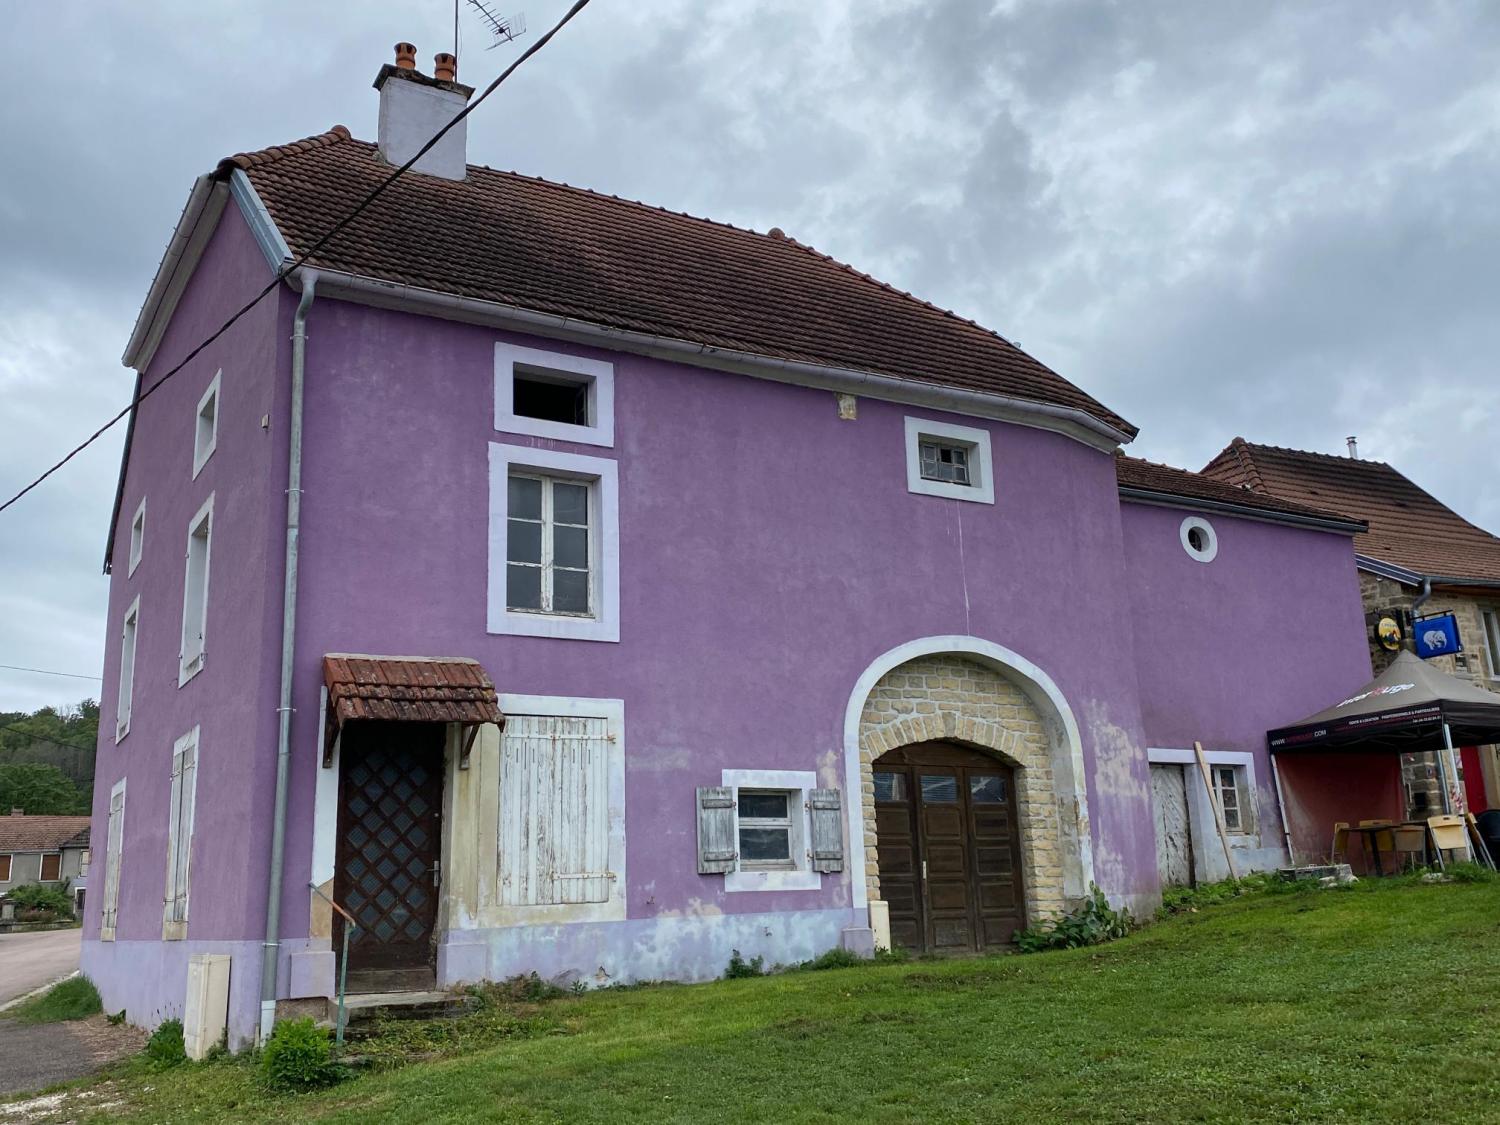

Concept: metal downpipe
[[261, 269, 318, 1042]]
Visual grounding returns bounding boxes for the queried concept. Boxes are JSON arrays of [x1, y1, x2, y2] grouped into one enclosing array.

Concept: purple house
[[84, 46, 1373, 1047]]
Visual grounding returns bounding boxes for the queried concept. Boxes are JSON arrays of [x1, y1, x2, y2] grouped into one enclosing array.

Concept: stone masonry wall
[[1358, 573, 1500, 810], [858, 655, 1067, 923]]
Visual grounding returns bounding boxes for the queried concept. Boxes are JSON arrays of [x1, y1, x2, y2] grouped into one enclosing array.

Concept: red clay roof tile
[[323, 655, 502, 727], [0, 816, 91, 853], [1201, 439, 1500, 582], [218, 128, 1135, 438], [1115, 454, 1362, 526]]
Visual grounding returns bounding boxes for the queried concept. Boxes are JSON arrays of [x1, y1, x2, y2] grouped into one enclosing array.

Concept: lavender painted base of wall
[[436, 908, 868, 989], [81, 937, 326, 1051]]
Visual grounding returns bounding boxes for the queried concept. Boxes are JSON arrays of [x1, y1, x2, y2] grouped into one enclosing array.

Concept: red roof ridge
[[216, 125, 353, 175], [1230, 437, 1393, 469]]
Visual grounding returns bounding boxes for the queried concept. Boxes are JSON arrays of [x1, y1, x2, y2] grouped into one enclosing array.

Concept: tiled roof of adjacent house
[[323, 654, 502, 726], [0, 816, 91, 853], [1202, 438, 1500, 583], [1115, 455, 1363, 527], [217, 127, 1135, 438]]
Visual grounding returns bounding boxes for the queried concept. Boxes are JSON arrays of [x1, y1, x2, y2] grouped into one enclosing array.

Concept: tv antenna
[[465, 0, 527, 51]]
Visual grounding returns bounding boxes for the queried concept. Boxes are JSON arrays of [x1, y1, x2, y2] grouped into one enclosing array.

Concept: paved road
[[0, 929, 81, 1007], [0, 1016, 144, 1098]]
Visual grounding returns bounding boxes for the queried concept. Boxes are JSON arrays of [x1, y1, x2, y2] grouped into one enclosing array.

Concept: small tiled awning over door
[[322, 654, 503, 767]]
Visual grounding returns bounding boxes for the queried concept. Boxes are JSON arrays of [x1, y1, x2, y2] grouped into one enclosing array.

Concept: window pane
[[920, 774, 958, 802], [970, 774, 1006, 803], [553, 524, 588, 569], [552, 568, 590, 614], [553, 482, 589, 526], [507, 518, 542, 564], [738, 792, 789, 819], [506, 564, 542, 610], [739, 827, 791, 862], [874, 772, 908, 802], [508, 476, 542, 519]]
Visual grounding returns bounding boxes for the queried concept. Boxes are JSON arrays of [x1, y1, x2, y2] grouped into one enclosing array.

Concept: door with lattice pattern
[[334, 722, 445, 974]]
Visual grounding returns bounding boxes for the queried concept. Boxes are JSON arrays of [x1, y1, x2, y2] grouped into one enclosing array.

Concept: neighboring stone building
[[1203, 438, 1500, 813]]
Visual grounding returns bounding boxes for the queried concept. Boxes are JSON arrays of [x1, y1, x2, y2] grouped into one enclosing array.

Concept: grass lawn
[[14, 879, 1500, 1122], [3, 976, 101, 1025]]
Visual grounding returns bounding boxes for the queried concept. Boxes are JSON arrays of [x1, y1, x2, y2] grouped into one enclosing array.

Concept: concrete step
[[337, 990, 479, 1039]]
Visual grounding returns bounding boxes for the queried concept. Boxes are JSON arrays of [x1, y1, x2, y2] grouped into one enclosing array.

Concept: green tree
[[0, 762, 86, 815], [0, 699, 98, 810]]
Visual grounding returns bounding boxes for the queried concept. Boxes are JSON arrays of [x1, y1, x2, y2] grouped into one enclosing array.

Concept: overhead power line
[[0, 663, 103, 681], [0, 0, 594, 516], [0, 719, 99, 755]]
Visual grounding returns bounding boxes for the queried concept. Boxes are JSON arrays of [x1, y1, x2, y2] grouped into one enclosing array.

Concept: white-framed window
[[1483, 609, 1500, 682], [116, 596, 140, 743], [128, 497, 146, 576], [178, 495, 214, 685], [488, 444, 619, 642], [192, 371, 220, 478], [40, 852, 61, 881], [494, 342, 615, 448], [495, 694, 626, 924], [1179, 515, 1218, 563], [903, 416, 995, 504], [719, 769, 822, 893], [1212, 765, 1252, 834], [101, 778, 126, 941], [0, 854, 11, 883], [163, 727, 199, 937]]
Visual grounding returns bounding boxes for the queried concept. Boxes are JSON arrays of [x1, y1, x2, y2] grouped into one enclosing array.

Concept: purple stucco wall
[[1118, 500, 1372, 836], [83, 204, 290, 1028], [281, 297, 1160, 936]]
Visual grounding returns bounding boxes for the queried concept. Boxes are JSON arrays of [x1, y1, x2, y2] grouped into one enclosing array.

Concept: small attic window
[[514, 366, 590, 427], [192, 372, 220, 479], [1180, 516, 1218, 563]]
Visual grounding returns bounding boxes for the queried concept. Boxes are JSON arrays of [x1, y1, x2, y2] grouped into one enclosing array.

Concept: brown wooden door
[[335, 722, 445, 973], [873, 741, 1025, 953]]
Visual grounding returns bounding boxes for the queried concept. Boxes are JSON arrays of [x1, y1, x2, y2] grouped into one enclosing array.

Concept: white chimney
[[374, 43, 472, 181], [1346, 435, 1359, 459]]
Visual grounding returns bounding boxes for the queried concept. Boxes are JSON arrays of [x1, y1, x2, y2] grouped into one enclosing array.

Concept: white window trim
[[494, 342, 615, 448], [1482, 608, 1500, 682], [1179, 515, 1219, 563], [721, 768, 822, 893], [1147, 747, 1258, 840], [192, 370, 221, 479], [163, 726, 200, 939], [128, 497, 146, 576], [494, 693, 626, 925], [101, 777, 126, 942], [903, 416, 995, 505], [116, 596, 140, 744], [488, 444, 620, 642], [178, 494, 214, 686]]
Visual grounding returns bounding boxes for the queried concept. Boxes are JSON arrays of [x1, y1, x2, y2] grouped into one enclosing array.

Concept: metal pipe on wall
[[260, 269, 318, 1043]]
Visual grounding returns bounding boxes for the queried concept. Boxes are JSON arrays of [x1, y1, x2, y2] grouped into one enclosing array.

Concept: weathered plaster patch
[[1083, 700, 1149, 802]]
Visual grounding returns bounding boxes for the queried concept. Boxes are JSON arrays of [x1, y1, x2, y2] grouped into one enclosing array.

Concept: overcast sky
[[2, 1, 1497, 712]]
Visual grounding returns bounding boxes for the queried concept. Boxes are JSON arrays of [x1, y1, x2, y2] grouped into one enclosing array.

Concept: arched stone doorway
[[873, 741, 1025, 952], [854, 648, 1080, 943]]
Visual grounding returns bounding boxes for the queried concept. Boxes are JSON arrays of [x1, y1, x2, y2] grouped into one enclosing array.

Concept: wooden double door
[[334, 722, 445, 982], [874, 742, 1026, 953]]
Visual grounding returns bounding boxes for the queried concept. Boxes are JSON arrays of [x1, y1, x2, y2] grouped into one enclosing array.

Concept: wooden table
[[1344, 821, 1429, 875]]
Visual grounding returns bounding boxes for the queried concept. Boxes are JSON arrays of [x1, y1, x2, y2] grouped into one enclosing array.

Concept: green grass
[[22, 881, 1500, 1122], [4, 975, 102, 1025]]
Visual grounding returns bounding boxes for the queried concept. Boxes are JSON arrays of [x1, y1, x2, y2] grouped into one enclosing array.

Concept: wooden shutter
[[175, 741, 197, 921], [103, 785, 125, 932], [696, 787, 737, 874], [499, 714, 613, 906], [40, 853, 61, 881], [809, 788, 844, 873], [165, 747, 184, 921]]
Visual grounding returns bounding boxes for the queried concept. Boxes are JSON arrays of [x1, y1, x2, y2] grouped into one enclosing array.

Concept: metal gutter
[[297, 269, 1136, 453], [1354, 554, 1500, 591], [260, 268, 318, 1043], [1116, 486, 1368, 536], [229, 169, 293, 276]]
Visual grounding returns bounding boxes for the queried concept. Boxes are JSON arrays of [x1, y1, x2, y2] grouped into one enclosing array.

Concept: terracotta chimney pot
[[394, 42, 417, 70], [434, 52, 457, 82]]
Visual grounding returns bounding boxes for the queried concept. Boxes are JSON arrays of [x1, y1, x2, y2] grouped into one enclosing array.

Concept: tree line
[[0, 700, 98, 816]]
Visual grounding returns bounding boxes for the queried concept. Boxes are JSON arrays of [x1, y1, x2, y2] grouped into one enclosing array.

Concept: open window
[[904, 417, 995, 504], [179, 495, 213, 685], [192, 372, 220, 478], [494, 343, 614, 447]]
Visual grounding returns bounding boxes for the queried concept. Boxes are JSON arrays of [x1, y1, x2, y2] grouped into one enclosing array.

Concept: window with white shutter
[[163, 727, 199, 935], [116, 597, 139, 743], [101, 779, 126, 940], [178, 496, 213, 685], [715, 770, 836, 892], [495, 699, 625, 923]]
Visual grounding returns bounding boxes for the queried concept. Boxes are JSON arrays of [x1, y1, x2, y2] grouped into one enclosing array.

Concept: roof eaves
[[1118, 485, 1368, 535]]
